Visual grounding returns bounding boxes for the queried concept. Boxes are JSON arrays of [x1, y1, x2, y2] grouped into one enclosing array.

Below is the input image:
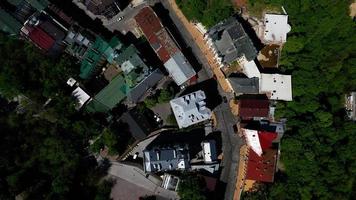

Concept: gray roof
[[208, 17, 257, 63], [119, 111, 148, 140], [164, 51, 196, 86], [143, 144, 190, 172], [228, 77, 259, 94], [127, 68, 164, 103]]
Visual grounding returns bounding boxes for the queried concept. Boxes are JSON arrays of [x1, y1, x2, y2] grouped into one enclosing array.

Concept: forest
[[0, 34, 112, 199], [243, 0, 356, 199], [175, 0, 235, 28]]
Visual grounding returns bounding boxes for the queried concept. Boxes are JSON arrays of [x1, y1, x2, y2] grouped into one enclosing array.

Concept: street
[[157, 1, 244, 199], [104, 1, 244, 199]]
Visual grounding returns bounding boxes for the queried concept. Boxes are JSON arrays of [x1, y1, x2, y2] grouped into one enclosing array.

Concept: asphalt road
[[159, 0, 214, 80], [158, 1, 244, 199]]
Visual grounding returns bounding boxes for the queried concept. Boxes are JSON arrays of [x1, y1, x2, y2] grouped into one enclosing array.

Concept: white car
[[117, 16, 124, 21]]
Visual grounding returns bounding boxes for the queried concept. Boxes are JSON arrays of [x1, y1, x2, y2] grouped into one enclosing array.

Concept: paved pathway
[[159, 1, 244, 199], [109, 161, 179, 200]]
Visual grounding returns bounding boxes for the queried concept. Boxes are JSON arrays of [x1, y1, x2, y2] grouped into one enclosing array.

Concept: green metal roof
[[85, 99, 110, 113], [80, 36, 123, 79], [26, 0, 49, 11], [0, 9, 22, 35], [91, 74, 127, 111]]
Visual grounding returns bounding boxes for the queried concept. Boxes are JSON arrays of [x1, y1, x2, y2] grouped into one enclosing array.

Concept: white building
[[201, 140, 217, 163], [241, 59, 261, 79], [243, 129, 263, 156], [259, 73, 292, 101], [170, 90, 212, 129], [263, 14, 291, 44], [72, 87, 91, 109]]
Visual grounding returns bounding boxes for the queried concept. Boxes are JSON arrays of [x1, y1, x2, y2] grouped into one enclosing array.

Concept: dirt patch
[[258, 44, 280, 68], [350, 2, 356, 17]]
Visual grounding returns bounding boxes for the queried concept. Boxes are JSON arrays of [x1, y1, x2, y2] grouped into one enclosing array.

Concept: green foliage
[[0, 33, 78, 101], [102, 128, 120, 155], [177, 175, 206, 200], [94, 179, 114, 200], [176, 0, 234, 28], [246, 1, 356, 200], [144, 97, 158, 108], [0, 34, 109, 199], [157, 89, 174, 103], [144, 88, 174, 108]]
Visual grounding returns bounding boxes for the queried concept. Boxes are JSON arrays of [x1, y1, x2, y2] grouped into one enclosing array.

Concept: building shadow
[[180, 78, 223, 110], [152, 3, 203, 73]]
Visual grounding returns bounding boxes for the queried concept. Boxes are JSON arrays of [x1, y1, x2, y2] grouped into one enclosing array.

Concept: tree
[[178, 175, 206, 200], [0, 33, 110, 199], [245, 1, 356, 199], [176, 0, 234, 28]]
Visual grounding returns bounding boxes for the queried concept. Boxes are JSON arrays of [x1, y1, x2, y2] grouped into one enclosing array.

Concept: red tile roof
[[246, 148, 277, 182], [28, 26, 55, 51], [134, 7, 163, 38], [258, 131, 277, 150], [135, 7, 179, 63], [239, 99, 269, 119]]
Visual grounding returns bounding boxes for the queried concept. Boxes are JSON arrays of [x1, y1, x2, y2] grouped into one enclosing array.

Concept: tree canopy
[[245, 1, 356, 199], [176, 0, 235, 28], [177, 175, 206, 200], [0, 33, 111, 199]]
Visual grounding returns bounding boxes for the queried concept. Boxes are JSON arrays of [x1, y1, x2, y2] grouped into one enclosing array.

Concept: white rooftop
[[260, 73, 292, 101], [241, 59, 261, 79], [72, 87, 91, 109], [202, 140, 217, 163], [263, 14, 291, 44], [242, 129, 262, 156], [67, 77, 77, 87], [164, 51, 196, 86], [170, 90, 212, 128]]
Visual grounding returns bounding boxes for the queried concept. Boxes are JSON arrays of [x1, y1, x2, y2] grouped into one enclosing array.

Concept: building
[[345, 92, 356, 121], [0, 8, 23, 35], [170, 90, 212, 129], [263, 14, 291, 44], [71, 87, 91, 110], [79, 36, 122, 79], [20, 11, 68, 55], [259, 120, 286, 143], [74, 0, 121, 19], [238, 98, 269, 119], [161, 174, 180, 191], [143, 144, 190, 173], [245, 148, 278, 182], [85, 74, 127, 113], [201, 140, 217, 163], [119, 108, 156, 140], [227, 77, 259, 94], [206, 17, 258, 67], [127, 68, 164, 103], [242, 129, 278, 183], [64, 29, 95, 60], [135, 7, 196, 86], [259, 73, 292, 101], [240, 60, 261, 78]]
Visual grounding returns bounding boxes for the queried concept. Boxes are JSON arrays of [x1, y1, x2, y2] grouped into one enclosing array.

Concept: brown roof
[[246, 148, 277, 183], [238, 99, 269, 119], [135, 7, 179, 63], [134, 7, 163, 38]]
